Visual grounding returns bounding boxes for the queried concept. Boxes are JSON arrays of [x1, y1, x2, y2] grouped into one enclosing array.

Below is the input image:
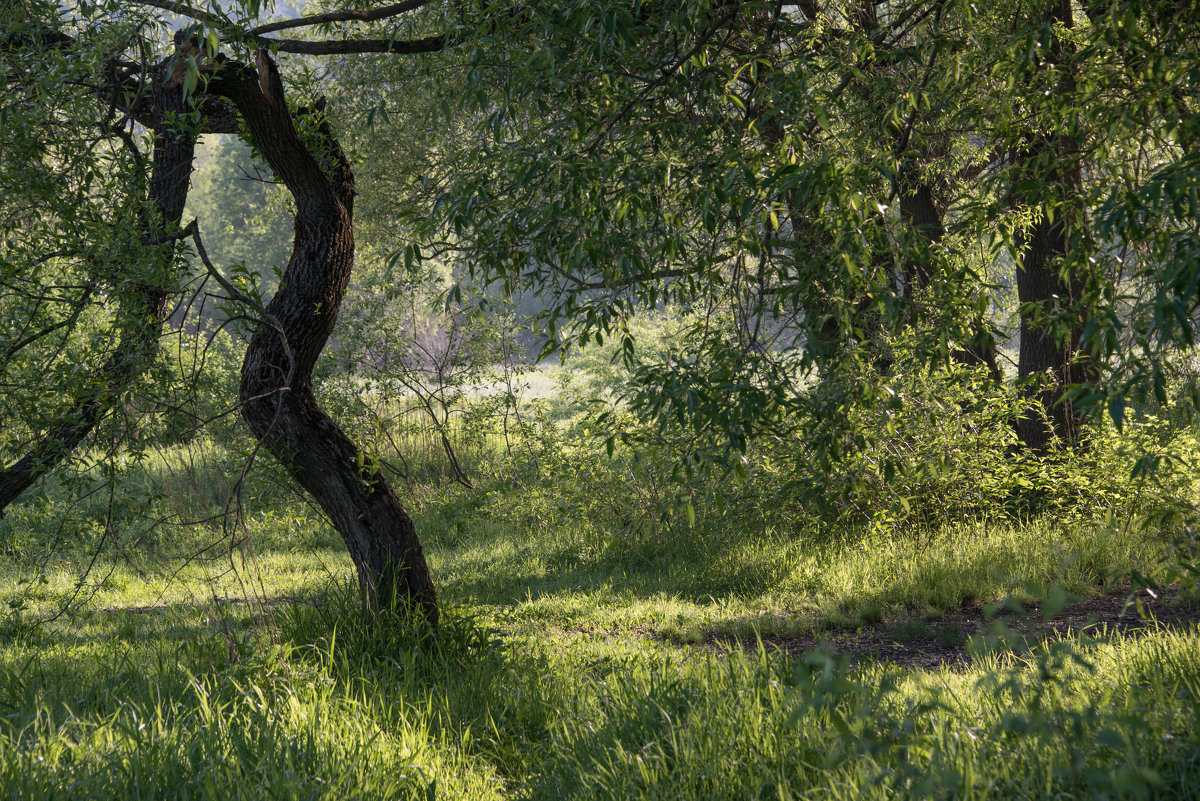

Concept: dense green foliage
[[0, 8, 167, 456], [384, 0, 1200, 454], [3, 1, 1200, 798]]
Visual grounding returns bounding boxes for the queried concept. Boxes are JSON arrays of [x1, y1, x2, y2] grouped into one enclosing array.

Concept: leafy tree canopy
[[339, 0, 1200, 457]]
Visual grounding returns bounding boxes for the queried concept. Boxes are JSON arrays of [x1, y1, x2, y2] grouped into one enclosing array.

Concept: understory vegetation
[[1, 323, 1198, 799], [4, 1, 1200, 797]]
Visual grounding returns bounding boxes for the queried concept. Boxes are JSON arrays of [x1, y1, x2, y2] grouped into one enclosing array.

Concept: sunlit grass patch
[[1, 558, 1197, 800], [0, 378, 1196, 799], [421, 508, 1173, 643], [532, 626, 1200, 800], [0, 649, 502, 800]]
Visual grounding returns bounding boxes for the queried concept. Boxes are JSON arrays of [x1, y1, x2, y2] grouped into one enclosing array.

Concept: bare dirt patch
[[710, 588, 1200, 670]]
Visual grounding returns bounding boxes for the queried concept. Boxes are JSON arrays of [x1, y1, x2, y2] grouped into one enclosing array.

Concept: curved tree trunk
[[210, 52, 438, 623], [0, 50, 197, 511]]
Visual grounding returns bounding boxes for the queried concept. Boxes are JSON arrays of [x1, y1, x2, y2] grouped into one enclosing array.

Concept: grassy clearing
[[1, 431, 1198, 798], [1, 579, 1196, 799], [419, 500, 1171, 642]]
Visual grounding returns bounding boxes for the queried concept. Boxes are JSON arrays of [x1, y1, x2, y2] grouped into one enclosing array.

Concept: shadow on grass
[[421, 510, 1174, 644], [424, 513, 796, 605], [0, 583, 556, 798]]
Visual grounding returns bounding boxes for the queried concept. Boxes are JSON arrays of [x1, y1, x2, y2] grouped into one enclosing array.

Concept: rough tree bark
[[1013, 0, 1092, 452], [209, 52, 438, 623], [1, 20, 439, 623]]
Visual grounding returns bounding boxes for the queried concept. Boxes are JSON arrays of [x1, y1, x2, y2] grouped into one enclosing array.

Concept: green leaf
[[182, 56, 199, 101], [1108, 394, 1125, 430], [1040, 585, 1067, 621]]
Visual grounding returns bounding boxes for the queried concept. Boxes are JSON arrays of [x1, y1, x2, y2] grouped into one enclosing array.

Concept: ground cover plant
[[4, 1, 1200, 798], [1, 354, 1199, 798]]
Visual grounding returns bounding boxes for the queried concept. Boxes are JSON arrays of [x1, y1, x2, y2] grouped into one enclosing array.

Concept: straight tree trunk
[[1013, 1, 1092, 452], [898, 181, 943, 294], [1014, 158, 1089, 450], [898, 175, 1001, 381]]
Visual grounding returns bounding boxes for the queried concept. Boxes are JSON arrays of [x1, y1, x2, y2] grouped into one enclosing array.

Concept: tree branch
[[128, 0, 230, 28], [0, 37, 203, 515], [126, 0, 449, 56], [154, 219, 296, 389], [247, 0, 433, 35], [258, 33, 448, 55]]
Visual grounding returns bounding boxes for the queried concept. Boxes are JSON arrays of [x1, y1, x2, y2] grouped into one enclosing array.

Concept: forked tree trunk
[[210, 52, 438, 623]]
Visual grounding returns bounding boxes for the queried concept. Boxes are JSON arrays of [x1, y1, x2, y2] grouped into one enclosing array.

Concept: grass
[[418, 504, 1167, 642], [0, 434, 1197, 799], [1, 586, 1196, 799]]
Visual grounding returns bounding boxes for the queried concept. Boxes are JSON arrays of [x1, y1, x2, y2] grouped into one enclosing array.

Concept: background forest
[[1, 1, 1199, 798]]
